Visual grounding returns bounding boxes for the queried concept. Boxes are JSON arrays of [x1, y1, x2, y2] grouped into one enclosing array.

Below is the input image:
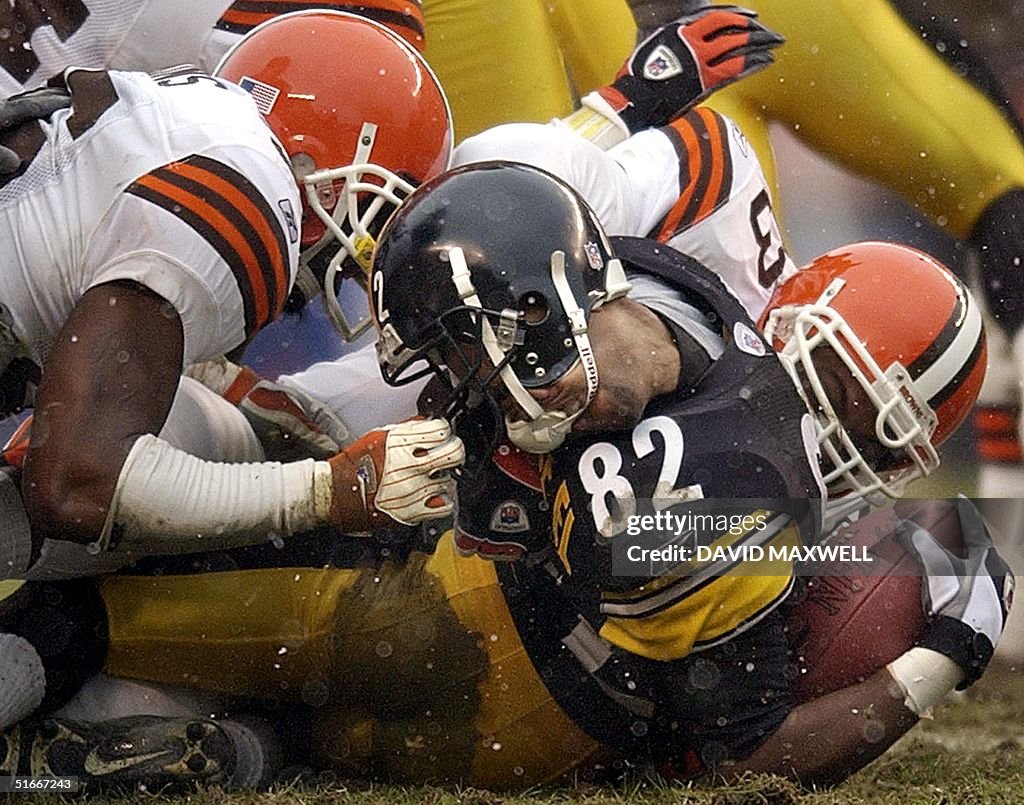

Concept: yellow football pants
[[424, 0, 1024, 238], [100, 534, 605, 789]]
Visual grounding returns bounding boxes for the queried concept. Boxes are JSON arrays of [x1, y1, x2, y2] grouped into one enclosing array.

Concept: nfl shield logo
[[647, 55, 671, 78], [643, 45, 684, 81], [733, 322, 767, 357], [584, 241, 604, 270]]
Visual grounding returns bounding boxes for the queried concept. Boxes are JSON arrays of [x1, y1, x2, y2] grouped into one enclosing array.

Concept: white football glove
[[897, 496, 1014, 686]]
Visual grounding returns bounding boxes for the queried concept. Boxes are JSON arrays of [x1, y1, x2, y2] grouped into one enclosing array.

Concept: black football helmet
[[371, 161, 631, 452]]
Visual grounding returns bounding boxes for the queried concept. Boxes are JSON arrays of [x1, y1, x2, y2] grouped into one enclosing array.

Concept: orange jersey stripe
[[654, 108, 734, 241], [173, 162, 289, 315], [694, 107, 727, 222], [974, 406, 1019, 434], [134, 172, 270, 327], [217, 2, 425, 50], [977, 440, 1024, 463], [655, 113, 703, 242], [127, 155, 292, 338], [973, 406, 1023, 463]]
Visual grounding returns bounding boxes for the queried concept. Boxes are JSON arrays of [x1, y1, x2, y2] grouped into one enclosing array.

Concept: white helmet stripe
[[913, 280, 983, 403]]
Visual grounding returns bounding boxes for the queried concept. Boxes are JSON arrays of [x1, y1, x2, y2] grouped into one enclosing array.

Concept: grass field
[[25, 659, 1024, 805]]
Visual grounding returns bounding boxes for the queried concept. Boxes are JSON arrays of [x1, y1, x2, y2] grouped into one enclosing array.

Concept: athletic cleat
[[1, 715, 238, 793]]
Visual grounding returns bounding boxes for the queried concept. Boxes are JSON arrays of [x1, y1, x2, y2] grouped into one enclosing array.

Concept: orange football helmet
[[760, 241, 986, 504], [215, 10, 452, 340]]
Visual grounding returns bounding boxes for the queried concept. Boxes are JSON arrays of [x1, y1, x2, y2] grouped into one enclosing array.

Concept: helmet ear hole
[[518, 292, 550, 325]]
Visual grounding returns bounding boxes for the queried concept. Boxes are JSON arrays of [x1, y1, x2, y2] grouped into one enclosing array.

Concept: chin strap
[[448, 247, 601, 453], [505, 250, 600, 453]]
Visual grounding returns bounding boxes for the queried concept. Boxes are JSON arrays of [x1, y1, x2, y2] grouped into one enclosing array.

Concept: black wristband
[[611, 73, 702, 134], [916, 615, 994, 689]]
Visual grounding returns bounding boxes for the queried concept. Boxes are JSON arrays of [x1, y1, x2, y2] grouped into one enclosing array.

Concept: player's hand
[[186, 357, 351, 461], [897, 496, 1014, 686], [327, 417, 464, 531], [592, 3, 784, 134], [0, 87, 72, 173]]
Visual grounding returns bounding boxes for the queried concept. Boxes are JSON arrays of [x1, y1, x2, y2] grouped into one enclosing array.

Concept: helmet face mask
[[215, 10, 453, 340], [299, 153, 417, 339], [768, 294, 940, 504], [761, 241, 986, 509], [377, 295, 520, 404], [372, 162, 632, 452]]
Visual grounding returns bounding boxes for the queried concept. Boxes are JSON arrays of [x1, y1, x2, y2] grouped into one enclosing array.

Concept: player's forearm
[[90, 417, 460, 556], [93, 433, 335, 555], [730, 668, 920, 788]]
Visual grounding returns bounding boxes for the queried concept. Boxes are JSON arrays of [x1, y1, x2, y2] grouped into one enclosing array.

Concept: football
[[787, 501, 962, 702]]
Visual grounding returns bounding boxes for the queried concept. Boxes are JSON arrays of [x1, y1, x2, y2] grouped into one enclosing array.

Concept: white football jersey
[[453, 108, 797, 321], [0, 68, 299, 374]]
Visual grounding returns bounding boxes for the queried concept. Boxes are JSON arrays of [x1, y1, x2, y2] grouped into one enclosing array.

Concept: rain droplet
[[375, 641, 393, 658]]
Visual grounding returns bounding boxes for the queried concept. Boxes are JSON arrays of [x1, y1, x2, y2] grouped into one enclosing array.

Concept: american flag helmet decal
[[238, 76, 280, 115]]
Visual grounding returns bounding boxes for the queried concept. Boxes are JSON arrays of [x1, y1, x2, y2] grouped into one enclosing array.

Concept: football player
[[0, 1, 425, 97], [268, 5, 787, 425], [0, 2, 430, 376], [19, 164, 1009, 792], [635, 0, 1024, 505], [422, 0, 1024, 518], [0, 10, 463, 744]]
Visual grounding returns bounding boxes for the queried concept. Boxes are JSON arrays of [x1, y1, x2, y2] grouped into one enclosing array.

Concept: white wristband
[[93, 433, 335, 554], [886, 646, 966, 717], [557, 91, 632, 151]]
